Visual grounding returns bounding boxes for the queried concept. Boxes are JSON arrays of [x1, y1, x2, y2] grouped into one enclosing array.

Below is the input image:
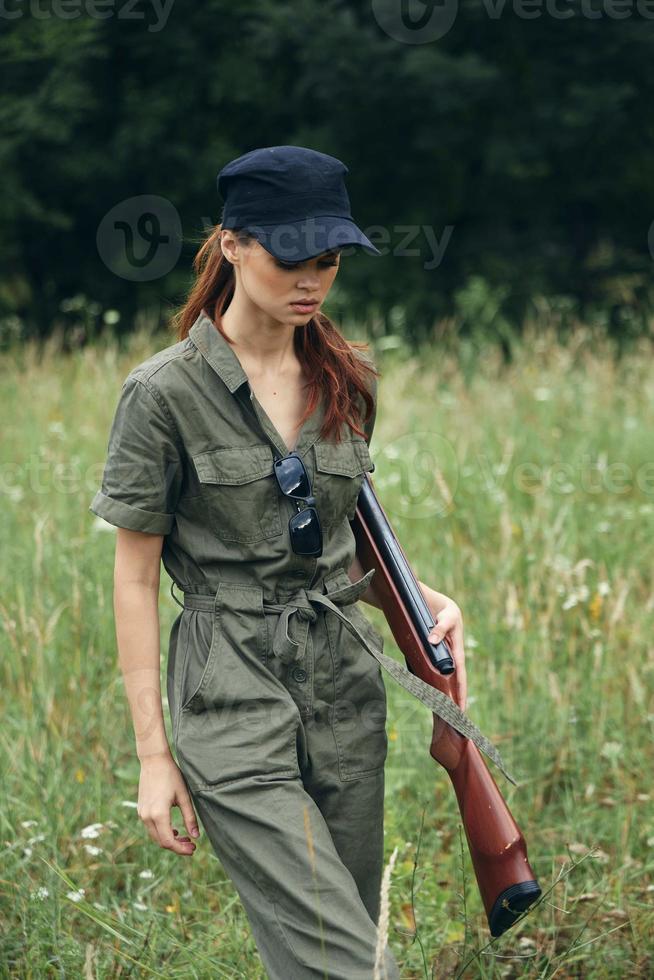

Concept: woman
[[90, 146, 467, 979]]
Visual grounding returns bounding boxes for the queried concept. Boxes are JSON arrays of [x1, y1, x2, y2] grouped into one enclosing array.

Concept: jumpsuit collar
[[189, 309, 250, 394], [188, 309, 326, 459]]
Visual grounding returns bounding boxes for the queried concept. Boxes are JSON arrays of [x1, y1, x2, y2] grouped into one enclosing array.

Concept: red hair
[[169, 225, 378, 444]]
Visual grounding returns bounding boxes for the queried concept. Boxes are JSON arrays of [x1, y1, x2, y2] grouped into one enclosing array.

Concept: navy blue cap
[[216, 145, 381, 262]]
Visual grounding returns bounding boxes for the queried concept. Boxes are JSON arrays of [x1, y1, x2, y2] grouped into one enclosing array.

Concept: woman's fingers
[[139, 804, 197, 855], [452, 639, 467, 711], [153, 811, 196, 854], [177, 790, 201, 840], [427, 602, 460, 645], [447, 625, 467, 711], [428, 602, 467, 711]]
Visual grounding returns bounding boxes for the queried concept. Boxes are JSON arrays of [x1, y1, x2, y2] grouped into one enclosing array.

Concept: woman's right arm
[[114, 527, 200, 856]]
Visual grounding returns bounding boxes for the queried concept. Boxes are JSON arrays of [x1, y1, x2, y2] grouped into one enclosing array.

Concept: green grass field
[[1, 321, 653, 978]]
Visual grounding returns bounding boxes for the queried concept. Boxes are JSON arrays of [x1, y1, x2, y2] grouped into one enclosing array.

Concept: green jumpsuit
[[89, 310, 401, 979]]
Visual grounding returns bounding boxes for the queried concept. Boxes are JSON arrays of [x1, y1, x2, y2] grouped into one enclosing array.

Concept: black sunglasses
[[273, 451, 323, 557]]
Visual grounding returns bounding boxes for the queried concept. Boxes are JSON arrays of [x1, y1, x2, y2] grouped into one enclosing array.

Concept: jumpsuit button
[[291, 666, 307, 683]]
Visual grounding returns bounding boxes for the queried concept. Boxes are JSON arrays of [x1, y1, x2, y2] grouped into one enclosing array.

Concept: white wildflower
[[66, 889, 86, 903], [600, 741, 622, 761], [80, 823, 104, 839]]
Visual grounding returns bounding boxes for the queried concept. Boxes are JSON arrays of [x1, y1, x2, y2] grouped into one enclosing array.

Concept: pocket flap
[[192, 445, 275, 486], [314, 438, 373, 478]]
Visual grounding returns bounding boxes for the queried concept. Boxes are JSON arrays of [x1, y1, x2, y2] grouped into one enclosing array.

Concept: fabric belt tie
[[263, 568, 374, 666], [172, 571, 516, 784]]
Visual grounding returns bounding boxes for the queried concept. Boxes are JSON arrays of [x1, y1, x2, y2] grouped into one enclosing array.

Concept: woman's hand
[[426, 596, 467, 712], [137, 752, 201, 855]]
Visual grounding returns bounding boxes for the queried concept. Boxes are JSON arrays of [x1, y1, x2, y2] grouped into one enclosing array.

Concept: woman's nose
[[297, 274, 321, 289]]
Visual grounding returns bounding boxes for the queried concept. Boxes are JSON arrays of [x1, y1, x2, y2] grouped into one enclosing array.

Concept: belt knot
[[263, 568, 375, 665]]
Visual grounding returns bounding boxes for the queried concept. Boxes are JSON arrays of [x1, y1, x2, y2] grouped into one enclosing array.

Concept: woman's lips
[[290, 301, 318, 311]]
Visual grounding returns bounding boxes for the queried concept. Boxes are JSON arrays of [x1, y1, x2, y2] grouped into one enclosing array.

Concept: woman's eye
[[275, 260, 339, 270]]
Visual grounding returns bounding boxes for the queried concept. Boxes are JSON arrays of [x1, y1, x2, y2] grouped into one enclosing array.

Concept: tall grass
[[1, 321, 652, 977]]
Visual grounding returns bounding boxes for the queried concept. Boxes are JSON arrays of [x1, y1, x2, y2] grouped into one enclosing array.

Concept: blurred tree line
[[1, 0, 653, 349]]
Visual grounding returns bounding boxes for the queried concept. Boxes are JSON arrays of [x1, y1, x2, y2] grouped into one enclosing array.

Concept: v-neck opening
[[248, 384, 324, 460]]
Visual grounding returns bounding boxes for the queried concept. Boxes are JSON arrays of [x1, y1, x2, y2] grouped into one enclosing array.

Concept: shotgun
[[350, 470, 541, 937]]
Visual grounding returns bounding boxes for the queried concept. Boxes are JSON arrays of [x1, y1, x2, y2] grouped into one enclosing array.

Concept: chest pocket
[[192, 444, 282, 543], [312, 436, 374, 529]]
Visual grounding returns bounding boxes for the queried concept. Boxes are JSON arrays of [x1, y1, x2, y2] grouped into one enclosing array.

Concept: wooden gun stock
[[351, 472, 541, 937]]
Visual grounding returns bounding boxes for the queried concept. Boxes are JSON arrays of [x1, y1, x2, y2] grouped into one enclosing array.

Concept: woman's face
[[221, 232, 342, 326]]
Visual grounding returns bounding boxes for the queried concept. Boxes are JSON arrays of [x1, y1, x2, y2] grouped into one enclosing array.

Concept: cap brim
[[241, 216, 381, 262]]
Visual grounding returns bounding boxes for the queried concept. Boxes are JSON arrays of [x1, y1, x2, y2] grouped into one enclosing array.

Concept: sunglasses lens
[[274, 452, 323, 556], [275, 455, 311, 498], [289, 507, 322, 556]]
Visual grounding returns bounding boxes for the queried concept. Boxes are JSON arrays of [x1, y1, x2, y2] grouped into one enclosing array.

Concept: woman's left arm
[[348, 554, 467, 711]]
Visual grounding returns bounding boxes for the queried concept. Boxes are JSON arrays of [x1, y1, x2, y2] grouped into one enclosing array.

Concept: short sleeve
[[89, 376, 184, 535]]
